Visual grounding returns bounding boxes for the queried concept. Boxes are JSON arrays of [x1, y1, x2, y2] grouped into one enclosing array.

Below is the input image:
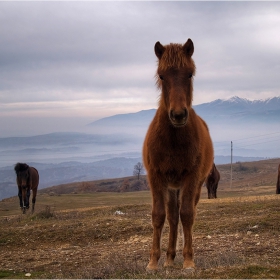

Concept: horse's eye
[[189, 73, 193, 79], [159, 75, 164, 80]]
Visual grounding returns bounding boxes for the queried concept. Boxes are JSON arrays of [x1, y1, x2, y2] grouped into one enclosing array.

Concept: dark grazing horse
[[14, 163, 39, 214], [143, 39, 214, 271], [276, 164, 280, 194], [205, 163, 220, 199]]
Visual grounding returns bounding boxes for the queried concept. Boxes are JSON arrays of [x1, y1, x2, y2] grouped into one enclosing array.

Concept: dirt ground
[[1, 193, 280, 279]]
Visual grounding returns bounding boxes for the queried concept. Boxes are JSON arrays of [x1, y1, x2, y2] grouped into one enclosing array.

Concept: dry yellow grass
[[1, 189, 280, 279], [1, 158, 280, 278]]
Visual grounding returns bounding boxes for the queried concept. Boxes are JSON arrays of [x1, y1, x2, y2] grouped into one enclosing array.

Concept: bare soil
[[1, 194, 280, 279]]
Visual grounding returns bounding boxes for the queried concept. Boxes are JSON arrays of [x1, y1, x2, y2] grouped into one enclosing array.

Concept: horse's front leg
[[26, 188, 30, 209], [147, 179, 167, 271], [18, 188, 23, 209], [21, 187, 27, 214], [180, 183, 201, 270], [164, 189, 179, 268]]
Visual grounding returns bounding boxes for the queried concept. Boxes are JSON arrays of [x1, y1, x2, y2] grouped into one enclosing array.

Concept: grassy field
[[0, 180, 277, 217], [0, 183, 280, 279]]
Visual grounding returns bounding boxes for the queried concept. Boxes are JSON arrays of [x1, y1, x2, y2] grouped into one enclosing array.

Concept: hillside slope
[[38, 158, 280, 196]]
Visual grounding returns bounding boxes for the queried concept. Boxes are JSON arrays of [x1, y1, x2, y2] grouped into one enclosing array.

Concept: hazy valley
[[0, 96, 279, 200]]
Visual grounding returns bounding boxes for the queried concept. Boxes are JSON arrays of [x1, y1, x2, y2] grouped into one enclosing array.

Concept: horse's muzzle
[[169, 109, 188, 127]]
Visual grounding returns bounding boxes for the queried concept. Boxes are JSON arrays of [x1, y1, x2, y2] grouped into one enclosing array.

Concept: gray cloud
[[0, 1, 280, 136]]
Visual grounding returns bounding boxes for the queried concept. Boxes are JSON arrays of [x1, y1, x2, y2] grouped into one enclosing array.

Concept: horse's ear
[[155, 41, 165, 59], [183, 39, 194, 57]]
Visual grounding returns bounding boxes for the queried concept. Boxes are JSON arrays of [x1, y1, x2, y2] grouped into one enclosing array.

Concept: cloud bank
[[1, 1, 280, 136]]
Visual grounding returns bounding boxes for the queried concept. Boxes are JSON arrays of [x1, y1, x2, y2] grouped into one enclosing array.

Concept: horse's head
[[155, 39, 196, 127], [14, 163, 30, 188]]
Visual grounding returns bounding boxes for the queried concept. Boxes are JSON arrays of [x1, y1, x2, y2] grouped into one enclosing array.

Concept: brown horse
[[14, 163, 39, 214], [205, 163, 220, 199], [143, 39, 214, 271], [276, 164, 280, 194]]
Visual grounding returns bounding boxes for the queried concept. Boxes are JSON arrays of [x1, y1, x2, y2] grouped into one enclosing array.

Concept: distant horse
[[143, 39, 213, 271], [276, 164, 280, 194], [205, 163, 220, 199], [14, 163, 39, 214]]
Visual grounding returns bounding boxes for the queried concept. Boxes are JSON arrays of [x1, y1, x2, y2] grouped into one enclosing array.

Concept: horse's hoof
[[183, 260, 195, 270], [146, 268, 157, 273], [146, 263, 158, 273], [164, 260, 175, 268], [183, 267, 195, 275]]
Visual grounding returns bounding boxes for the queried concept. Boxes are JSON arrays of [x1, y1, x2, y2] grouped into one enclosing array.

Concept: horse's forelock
[[14, 163, 29, 174], [157, 44, 196, 72]]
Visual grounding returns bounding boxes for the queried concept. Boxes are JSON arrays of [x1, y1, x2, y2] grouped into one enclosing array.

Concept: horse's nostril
[[170, 109, 187, 122]]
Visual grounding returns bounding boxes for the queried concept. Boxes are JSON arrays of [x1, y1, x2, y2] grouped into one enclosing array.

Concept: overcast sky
[[1, 1, 280, 136]]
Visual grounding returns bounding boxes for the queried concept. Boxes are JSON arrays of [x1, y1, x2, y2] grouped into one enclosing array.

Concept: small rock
[[206, 235, 211, 239], [247, 231, 252, 235], [25, 273, 31, 277]]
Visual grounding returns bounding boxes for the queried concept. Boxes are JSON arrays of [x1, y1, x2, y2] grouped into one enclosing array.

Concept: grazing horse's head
[[14, 163, 30, 189], [155, 39, 196, 127]]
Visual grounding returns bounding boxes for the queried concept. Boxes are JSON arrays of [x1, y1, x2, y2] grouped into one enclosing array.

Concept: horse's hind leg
[[214, 184, 218, 198], [164, 189, 180, 268], [31, 188, 37, 214]]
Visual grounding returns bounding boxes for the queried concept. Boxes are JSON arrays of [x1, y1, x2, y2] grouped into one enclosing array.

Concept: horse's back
[[185, 109, 214, 175], [30, 167, 39, 189]]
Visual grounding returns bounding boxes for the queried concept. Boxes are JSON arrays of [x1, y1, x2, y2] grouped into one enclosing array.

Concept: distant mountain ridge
[[201, 96, 280, 111], [88, 96, 280, 127], [86, 95, 280, 159], [88, 109, 155, 128], [195, 96, 280, 115]]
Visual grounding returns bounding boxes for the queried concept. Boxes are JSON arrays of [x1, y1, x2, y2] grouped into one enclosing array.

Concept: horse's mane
[[14, 163, 29, 174], [157, 43, 196, 73]]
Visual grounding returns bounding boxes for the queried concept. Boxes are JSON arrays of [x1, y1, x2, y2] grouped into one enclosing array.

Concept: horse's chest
[[149, 135, 198, 179]]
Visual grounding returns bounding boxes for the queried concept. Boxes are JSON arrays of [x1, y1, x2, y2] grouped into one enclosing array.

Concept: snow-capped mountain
[[88, 96, 280, 129], [195, 96, 280, 114], [88, 96, 280, 158]]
